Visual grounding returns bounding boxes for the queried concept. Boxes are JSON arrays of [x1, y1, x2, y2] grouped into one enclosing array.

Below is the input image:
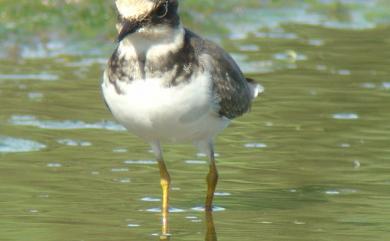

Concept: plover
[[101, 0, 263, 235]]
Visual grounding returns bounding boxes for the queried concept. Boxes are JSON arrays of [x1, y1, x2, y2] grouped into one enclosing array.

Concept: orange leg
[[158, 158, 171, 237], [151, 141, 171, 239]]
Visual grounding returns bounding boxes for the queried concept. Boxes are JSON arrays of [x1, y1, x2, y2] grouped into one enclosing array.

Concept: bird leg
[[205, 143, 218, 212], [158, 158, 171, 236], [151, 141, 171, 238]]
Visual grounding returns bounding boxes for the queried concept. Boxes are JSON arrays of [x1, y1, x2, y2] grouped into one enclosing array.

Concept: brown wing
[[186, 29, 253, 119]]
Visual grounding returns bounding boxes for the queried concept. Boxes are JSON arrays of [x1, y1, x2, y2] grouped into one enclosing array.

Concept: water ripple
[[47, 163, 62, 168], [191, 206, 226, 212], [0, 136, 46, 153], [144, 207, 185, 213], [214, 192, 232, 196], [127, 223, 140, 228], [255, 31, 298, 40], [28, 92, 44, 101], [274, 51, 307, 62], [0, 73, 58, 81], [9, 115, 126, 131], [124, 160, 157, 165], [332, 113, 359, 120], [185, 160, 207, 165], [57, 139, 92, 147], [361, 82, 377, 89], [337, 69, 352, 75], [244, 143, 267, 148], [238, 44, 259, 51], [111, 168, 129, 172], [325, 189, 358, 195], [141, 197, 161, 202], [112, 148, 128, 153]]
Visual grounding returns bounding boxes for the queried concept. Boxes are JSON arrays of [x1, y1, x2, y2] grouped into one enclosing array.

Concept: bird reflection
[[158, 211, 217, 241]]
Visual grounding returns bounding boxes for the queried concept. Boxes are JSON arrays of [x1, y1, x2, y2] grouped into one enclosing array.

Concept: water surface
[[1, 1, 390, 241]]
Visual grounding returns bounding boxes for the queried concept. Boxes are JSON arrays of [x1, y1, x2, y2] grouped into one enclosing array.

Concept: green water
[[1, 1, 390, 241]]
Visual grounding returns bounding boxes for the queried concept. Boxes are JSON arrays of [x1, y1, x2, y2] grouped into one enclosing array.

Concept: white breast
[[101, 72, 230, 142]]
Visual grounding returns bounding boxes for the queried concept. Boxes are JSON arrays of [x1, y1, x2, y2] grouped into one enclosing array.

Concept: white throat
[[118, 26, 185, 60]]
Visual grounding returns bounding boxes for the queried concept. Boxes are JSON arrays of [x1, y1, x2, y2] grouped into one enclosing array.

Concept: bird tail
[[246, 78, 264, 99]]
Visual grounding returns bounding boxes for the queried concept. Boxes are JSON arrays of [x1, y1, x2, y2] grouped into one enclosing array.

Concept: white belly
[[101, 72, 229, 142]]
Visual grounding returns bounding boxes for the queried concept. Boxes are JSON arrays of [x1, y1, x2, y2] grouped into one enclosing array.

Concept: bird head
[[115, 0, 180, 42]]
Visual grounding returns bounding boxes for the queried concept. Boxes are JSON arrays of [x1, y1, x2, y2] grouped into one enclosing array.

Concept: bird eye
[[155, 1, 169, 18]]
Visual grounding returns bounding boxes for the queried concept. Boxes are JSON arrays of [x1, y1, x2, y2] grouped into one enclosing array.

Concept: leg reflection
[[157, 211, 217, 241], [160, 233, 171, 241], [205, 211, 218, 241]]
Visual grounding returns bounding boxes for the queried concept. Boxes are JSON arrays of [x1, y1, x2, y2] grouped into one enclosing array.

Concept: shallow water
[[1, 2, 390, 241]]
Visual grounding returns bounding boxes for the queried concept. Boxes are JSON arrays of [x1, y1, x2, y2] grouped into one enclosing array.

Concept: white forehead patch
[[115, 0, 156, 19]]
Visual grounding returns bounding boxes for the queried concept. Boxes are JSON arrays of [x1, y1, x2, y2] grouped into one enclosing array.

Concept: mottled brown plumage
[[182, 30, 254, 119], [107, 28, 256, 119]]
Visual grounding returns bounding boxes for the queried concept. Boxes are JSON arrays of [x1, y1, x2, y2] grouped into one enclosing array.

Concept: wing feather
[[186, 29, 257, 119]]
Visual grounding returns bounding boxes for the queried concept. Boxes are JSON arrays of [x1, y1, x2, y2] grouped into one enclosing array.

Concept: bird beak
[[117, 19, 141, 42]]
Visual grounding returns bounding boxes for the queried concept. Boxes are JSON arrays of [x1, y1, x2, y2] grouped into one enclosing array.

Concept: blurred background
[[1, 1, 390, 241], [1, 0, 390, 57]]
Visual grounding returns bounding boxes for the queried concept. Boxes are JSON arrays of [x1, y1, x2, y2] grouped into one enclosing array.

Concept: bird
[[101, 0, 263, 236]]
